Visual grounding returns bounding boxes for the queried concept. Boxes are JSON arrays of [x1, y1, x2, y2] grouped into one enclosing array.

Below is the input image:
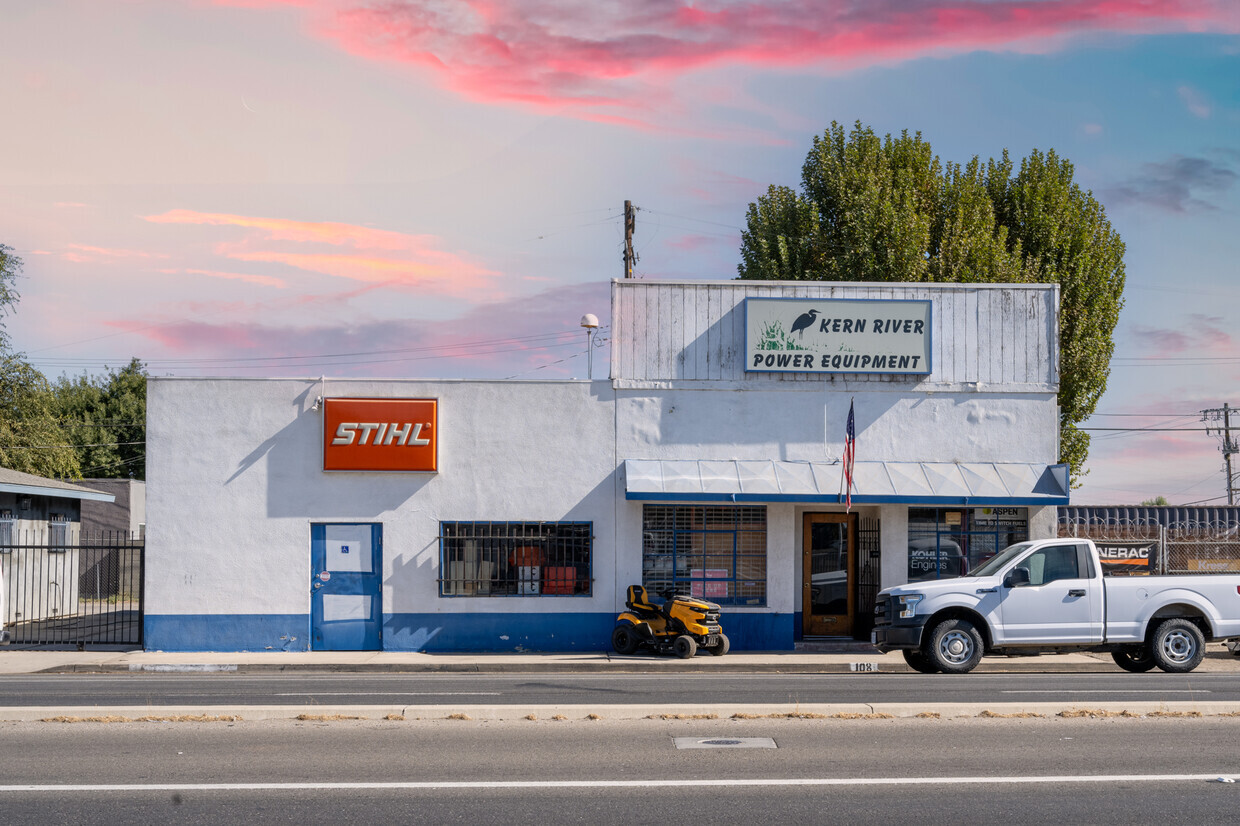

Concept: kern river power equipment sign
[[745, 297, 932, 375]]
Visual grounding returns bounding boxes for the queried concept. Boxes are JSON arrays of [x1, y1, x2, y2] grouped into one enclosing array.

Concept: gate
[[854, 514, 881, 638], [1, 530, 143, 646]]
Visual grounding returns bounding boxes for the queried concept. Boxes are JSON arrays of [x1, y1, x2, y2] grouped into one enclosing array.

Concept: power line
[[0, 440, 144, 450]]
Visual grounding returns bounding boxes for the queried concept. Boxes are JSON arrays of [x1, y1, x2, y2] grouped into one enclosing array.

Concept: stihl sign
[[322, 398, 438, 472]]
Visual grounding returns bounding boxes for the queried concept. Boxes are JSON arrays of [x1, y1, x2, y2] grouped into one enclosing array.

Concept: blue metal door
[[310, 523, 382, 651]]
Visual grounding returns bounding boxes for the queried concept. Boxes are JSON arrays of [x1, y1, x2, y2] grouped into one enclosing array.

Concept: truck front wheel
[[925, 618, 983, 674], [1150, 618, 1205, 673], [902, 648, 940, 674]]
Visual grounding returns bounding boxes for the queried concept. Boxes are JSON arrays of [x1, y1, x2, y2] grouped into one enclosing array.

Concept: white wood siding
[[611, 280, 1058, 390]]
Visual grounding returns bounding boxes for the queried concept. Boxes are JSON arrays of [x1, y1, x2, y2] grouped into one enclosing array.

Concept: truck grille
[[873, 596, 892, 626]]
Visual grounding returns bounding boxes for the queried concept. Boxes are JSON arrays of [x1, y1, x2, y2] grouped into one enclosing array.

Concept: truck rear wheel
[[1111, 647, 1156, 673], [902, 648, 940, 674], [1150, 618, 1205, 673], [925, 618, 983, 674]]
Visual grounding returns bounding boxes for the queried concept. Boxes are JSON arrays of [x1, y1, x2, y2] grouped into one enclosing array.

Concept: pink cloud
[[62, 244, 171, 263], [219, 0, 1240, 125], [1131, 314, 1235, 356], [100, 280, 610, 378], [145, 210, 500, 298], [183, 268, 288, 289], [666, 234, 723, 252]]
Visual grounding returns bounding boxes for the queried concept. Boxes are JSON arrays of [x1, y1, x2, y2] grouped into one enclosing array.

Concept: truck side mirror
[[1005, 567, 1031, 588]]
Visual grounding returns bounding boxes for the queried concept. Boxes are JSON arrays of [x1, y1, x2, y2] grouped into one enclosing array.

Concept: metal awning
[[623, 459, 1069, 506]]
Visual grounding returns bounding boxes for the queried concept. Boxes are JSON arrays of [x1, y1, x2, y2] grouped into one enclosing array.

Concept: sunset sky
[[2, 0, 1238, 504]]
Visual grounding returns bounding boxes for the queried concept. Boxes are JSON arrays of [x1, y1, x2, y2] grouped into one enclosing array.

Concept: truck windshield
[[967, 542, 1035, 577]]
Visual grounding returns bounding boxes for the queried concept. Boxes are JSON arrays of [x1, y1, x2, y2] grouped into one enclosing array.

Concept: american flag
[[843, 398, 856, 512]]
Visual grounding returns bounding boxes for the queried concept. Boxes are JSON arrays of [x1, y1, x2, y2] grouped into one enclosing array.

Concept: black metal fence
[[1, 530, 143, 646]]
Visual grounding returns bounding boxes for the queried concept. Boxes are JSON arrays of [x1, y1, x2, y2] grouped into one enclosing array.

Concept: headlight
[[897, 594, 923, 619]]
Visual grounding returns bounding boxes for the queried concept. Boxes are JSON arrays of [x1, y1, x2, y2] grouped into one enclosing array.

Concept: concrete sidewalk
[[3, 645, 1240, 675]]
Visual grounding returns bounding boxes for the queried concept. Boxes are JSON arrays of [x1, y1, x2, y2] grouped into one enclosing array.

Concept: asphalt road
[[0, 671, 1236, 708], [1, 716, 1238, 824]]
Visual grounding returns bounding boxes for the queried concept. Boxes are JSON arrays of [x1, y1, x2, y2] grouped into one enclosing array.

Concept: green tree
[[52, 359, 147, 479], [738, 121, 1125, 484], [0, 244, 21, 352], [0, 246, 83, 477], [0, 355, 80, 478], [1140, 496, 1170, 507]]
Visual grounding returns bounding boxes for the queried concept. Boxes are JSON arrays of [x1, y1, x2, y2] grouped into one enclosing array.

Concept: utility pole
[[623, 200, 637, 279], [1202, 403, 1239, 505]]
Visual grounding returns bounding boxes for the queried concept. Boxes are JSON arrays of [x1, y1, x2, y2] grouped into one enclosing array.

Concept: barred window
[[439, 522, 592, 597], [641, 505, 766, 606]]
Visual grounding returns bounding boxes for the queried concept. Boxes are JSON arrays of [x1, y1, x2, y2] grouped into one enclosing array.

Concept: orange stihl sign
[[322, 398, 438, 472]]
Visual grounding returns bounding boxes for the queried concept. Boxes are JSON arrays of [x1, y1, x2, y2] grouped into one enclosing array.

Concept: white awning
[[623, 459, 1068, 506]]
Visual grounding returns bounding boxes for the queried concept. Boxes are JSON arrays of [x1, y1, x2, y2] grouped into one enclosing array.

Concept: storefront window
[[439, 522, 592, 597], [907, 508, 1029, 582], [641, 505, 766, 606]]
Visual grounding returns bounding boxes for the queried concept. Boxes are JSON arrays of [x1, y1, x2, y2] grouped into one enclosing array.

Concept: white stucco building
[[145, 279, 1067, 652]]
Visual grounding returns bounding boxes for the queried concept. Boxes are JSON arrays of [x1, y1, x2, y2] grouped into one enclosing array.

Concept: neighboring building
[[145, 279, 1067, 652], [0, 468, 115, 628], [78, 478, 146, 538]]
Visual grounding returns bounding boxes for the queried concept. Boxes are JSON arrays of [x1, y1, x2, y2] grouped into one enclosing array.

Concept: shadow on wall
[[226, 385, 430, 518]]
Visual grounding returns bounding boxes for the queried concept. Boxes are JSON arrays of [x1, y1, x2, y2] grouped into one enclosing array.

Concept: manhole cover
[[673, 737, 777, 750]]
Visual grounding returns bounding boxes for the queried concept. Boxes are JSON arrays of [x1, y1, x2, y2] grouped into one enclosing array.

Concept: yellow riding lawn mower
[[611, 585, 730, 658]]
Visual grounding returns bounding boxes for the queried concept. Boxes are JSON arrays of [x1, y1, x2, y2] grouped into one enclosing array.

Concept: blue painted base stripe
[[145, 612, 798, 653], [145, 614, 310, 652]]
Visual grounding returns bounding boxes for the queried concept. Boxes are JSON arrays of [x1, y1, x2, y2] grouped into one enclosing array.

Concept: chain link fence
[[1058, 506, 1240, 575]]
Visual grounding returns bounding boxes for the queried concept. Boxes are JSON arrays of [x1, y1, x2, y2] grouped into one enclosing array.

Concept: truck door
[[998, 543, 1103, 644]]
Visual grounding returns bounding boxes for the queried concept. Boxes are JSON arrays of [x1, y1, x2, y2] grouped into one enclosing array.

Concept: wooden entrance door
[[803, 513, 855, 637]]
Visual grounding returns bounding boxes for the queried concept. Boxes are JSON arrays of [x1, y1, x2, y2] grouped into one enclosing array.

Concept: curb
[[6, 701, 1240, 723], [30, 659, 1129, 675]]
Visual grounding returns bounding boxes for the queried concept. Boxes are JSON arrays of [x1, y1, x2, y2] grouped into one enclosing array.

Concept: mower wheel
[[611, 624, 640, 655], [673, 635, 697, 659], [706, 633, 730, 657]]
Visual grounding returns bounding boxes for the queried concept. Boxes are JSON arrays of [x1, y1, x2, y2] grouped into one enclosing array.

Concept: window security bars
[[641, 505, 767, 606], [439, 522, 593, 597], [1, 529, 143, 646]]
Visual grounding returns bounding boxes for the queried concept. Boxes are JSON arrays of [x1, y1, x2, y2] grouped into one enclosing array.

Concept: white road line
[[996, 684, 1210, 689], [0, 775, 1235, 792], [271, 692, 502, 697]]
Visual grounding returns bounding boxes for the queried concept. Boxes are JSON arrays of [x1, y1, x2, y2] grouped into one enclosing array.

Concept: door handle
[[1068, 589, 1086, 597], [976, 588, 997, 594], [313, 582, 323, 590]]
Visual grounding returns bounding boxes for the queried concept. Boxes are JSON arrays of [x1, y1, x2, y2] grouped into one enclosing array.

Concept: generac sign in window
[[323, 397, 438, 472]]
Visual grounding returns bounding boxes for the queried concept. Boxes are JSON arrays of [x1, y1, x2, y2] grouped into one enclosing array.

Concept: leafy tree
[[738, 121, 1125, 484], [52, 359, 147, 479], [0, 247, 82, 477], [0, 244, 21, 352], [0, 355, 80, 478], [1140, 496, 1170, 507]]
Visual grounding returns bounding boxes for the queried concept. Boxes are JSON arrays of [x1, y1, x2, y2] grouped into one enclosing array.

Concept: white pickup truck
[[872, 537, 1240, 674]]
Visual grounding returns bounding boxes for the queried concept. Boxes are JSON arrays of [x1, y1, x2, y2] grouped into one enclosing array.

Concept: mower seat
[[625, 585, 662, 621]]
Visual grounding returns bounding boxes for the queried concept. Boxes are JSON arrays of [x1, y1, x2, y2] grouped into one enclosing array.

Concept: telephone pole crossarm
[[1202, 403, 1238, 505]]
